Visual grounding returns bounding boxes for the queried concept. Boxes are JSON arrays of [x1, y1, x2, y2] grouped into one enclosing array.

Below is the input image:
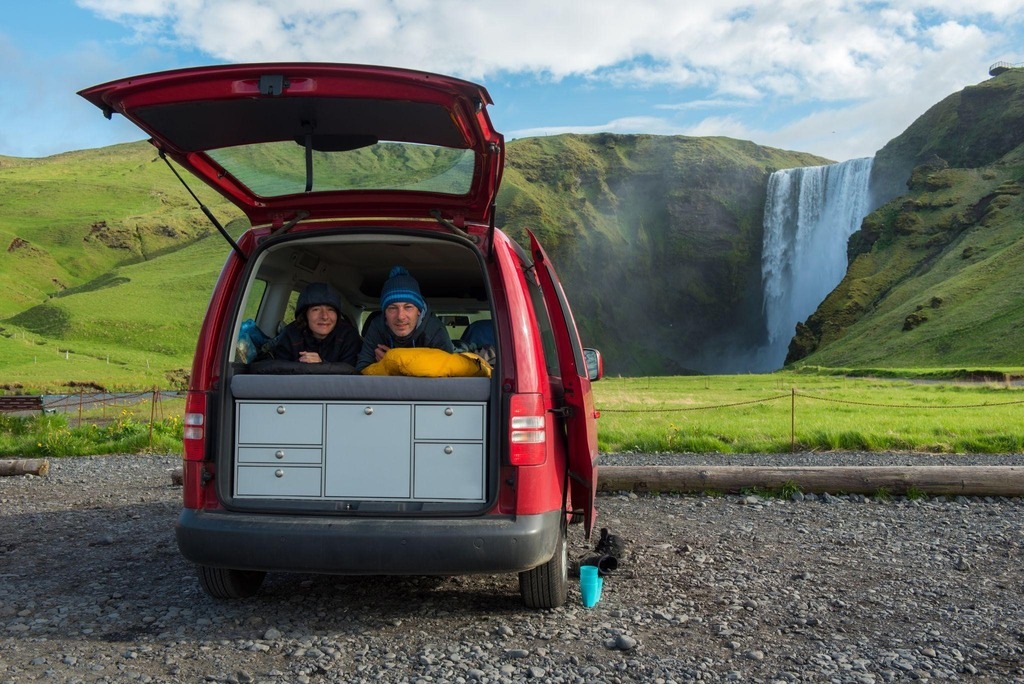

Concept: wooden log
[[597, 465, 1024, 497], [0, 396, 44, 413], [0, 459, 50, 477]]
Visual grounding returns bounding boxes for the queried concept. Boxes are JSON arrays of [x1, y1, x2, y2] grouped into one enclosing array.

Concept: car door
[[528, 231, 598, 538]]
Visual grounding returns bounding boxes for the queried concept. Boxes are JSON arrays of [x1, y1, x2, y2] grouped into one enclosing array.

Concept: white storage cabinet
[[234, 399, 486, 502]]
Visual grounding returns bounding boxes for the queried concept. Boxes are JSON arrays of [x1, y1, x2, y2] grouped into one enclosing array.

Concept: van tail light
[[509, 393, 546, 466], [183, 391, 207, 462]]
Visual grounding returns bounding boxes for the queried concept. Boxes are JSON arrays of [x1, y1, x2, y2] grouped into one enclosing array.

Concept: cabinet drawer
[[236, 465, 322, 497], [237, 402, 323, 445], [413, 443, 484, 501], [414, 404, 484, 441], [237, 447, 322, 464]]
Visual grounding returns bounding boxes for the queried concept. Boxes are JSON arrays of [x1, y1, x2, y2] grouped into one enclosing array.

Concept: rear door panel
[[528, 231, 598, 537]]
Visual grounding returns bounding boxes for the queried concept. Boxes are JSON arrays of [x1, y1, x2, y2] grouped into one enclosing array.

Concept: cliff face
[[498, 134, 826, 375], [788, 70, 1024, 368]]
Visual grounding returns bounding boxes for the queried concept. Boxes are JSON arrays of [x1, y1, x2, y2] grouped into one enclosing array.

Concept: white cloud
[[14, 0, 1019, 160], [683, 115, 762, 142], [74, 1, 1024, 98], [655, 99, 757, 111], [508, 116, 685, 140]]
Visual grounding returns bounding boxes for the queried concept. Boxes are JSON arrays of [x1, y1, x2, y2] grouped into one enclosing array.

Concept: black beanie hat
[[296, 282, 342, 319]]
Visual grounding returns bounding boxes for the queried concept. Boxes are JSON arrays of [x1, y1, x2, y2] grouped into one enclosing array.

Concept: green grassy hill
[[0, 142, 242, 390], [788, 70, 1024, 369], [0, 218, 248, 391], [0, 142, 233, 318], [0, 134, 823, 389]]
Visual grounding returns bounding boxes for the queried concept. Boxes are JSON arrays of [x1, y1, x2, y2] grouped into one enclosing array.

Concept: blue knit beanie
[[380, 266, 426, 312]]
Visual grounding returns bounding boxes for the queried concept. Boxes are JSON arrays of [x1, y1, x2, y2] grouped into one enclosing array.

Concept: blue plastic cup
[[580, 565, 599, 582], [580, 574, 603, 608]]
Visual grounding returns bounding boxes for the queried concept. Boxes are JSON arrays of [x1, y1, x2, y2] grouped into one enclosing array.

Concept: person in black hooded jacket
[[261, 282, 360, 366], [356, 266, 453, 371]]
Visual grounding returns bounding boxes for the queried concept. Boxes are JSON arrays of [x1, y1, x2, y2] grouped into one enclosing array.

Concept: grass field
[[592, 371, 1024, 454], [2, 370, 1023, 457]]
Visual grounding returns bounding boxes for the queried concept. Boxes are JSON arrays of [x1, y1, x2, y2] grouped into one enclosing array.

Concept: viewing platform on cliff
[[989, 61, 1023, 76]]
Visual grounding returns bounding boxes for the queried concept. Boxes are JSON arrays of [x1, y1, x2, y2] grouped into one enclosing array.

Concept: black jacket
[[262, 320, 360, 365]]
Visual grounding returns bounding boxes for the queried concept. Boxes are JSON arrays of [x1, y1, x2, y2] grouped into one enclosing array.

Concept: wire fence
[[597, 388, 1024, 451], [40, 390, 183, 417], [0, 389, 185, 453], [4, 386, 1024, 453], [598, 389, 1024, 413]]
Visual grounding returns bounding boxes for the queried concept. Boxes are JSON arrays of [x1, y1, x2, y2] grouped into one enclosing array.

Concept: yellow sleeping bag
[[361, 347, 492, 378]]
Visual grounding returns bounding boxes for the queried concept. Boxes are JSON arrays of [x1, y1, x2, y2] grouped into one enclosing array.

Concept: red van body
[[81, 64, 601, 608]]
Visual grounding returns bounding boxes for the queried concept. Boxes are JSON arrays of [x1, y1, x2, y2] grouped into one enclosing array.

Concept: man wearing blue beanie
[[356, 266, 454, 371]]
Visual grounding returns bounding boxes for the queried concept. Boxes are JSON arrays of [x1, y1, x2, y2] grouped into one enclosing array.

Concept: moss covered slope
[[789, 70, 1024, 369]]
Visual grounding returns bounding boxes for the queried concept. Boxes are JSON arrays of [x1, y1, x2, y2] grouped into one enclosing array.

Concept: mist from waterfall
[[759, 157, 874, 369]]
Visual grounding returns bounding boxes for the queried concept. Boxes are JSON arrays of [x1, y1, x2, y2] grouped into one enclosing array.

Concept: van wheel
[[518, 527, 568, 609], [196, 565, 266, 599]]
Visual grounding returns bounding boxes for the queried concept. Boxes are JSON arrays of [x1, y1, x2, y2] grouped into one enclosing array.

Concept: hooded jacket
[[263, 319, 360, 365]]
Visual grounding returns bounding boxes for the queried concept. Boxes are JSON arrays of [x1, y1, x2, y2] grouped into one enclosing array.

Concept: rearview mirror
[[583, 348, 603, 381]]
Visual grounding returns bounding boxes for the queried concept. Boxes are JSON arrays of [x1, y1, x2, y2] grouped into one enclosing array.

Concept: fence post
[[149, 386, 157, 449], [791, 388, 796, 453]]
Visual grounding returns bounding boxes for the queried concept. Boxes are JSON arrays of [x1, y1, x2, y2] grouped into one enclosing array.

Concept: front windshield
[[207, 141, 476, 198]]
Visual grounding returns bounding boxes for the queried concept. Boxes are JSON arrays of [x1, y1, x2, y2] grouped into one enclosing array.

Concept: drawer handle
[[444, 446, 454, 455], [444, 407, 454, 416], [275, 469, 285, 478], [364, 407, 373, 415], [276, 406, 286, 415], [275, 450, 285, 459]]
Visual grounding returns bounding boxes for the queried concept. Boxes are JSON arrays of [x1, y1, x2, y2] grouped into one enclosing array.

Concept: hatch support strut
[[159, 150, 246, 262], [487, 202, 496, 260], [301, 123, 314, 193]]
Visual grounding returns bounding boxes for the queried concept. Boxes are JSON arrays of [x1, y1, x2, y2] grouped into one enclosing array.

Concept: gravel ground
[[2, 452, 1023, 683]]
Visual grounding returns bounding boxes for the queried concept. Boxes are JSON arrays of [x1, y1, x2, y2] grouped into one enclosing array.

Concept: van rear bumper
[[176, 508, 562, 575]]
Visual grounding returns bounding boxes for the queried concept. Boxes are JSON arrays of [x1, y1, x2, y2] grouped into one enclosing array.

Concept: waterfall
[[760, 157, 874, 369]]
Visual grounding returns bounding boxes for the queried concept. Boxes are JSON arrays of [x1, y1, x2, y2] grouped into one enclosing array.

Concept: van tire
[[196, 565, 266, 599], [518, 527, 568, 609]]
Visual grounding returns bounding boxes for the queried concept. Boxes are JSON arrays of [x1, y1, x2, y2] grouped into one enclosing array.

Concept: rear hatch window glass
[[208, 142, 477, 198]]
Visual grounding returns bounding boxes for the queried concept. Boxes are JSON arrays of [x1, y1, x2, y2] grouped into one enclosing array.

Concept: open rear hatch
[[79, 63, 504, 227]]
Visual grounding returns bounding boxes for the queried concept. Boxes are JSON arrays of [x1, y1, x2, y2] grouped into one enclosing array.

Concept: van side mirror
[[583, 348, 603, 381]]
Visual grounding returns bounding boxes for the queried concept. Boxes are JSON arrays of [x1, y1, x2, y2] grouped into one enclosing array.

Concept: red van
[[80, 63, 602, 608]]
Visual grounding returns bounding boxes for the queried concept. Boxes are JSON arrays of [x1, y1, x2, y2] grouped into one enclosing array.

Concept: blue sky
[[1, 0, 1022, 161]]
